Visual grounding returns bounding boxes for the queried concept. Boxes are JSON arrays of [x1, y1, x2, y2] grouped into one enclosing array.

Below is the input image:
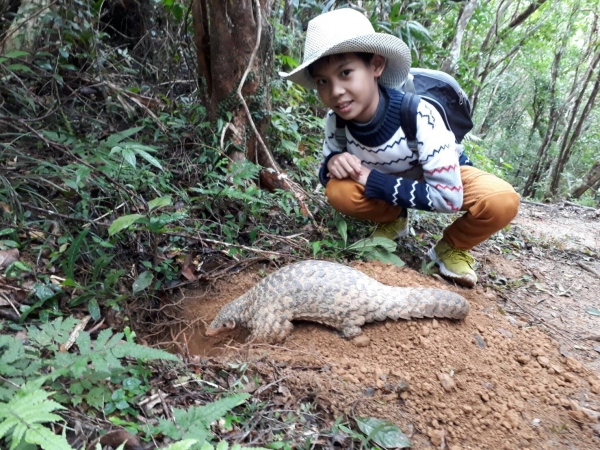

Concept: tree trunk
[[571, 162, 600, 199], [281, 0, 293, 25], [547, 18, 600, 198], [440, 0, 479, 75], [192, 0, 274, 167], [0, 0, 50, 55], [548, 65, 600, 197], [190, 0, 311, 215]]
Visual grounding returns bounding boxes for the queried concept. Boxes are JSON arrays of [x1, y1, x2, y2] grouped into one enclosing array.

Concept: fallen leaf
[[0, 248, 19, 269]]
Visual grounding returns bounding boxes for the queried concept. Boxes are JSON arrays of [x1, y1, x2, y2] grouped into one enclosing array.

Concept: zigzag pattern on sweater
[[363, 155, 417, 167], [420, 143, 452, 164], [347, 136, 409, 154], [417, 103, 436, 129], [424, 185, 434, 210], [434, 183, 463, 192], [444, 198, 461, 212], [425, 164, 458, 175]]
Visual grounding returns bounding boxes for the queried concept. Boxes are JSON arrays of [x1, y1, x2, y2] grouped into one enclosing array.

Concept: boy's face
[[311, 53, 385, 123]]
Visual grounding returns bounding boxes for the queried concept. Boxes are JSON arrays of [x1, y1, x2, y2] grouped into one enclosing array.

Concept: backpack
[[335, 68, 473, 151]]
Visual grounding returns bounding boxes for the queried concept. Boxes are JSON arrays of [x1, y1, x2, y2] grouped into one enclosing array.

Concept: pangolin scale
[[206, 260, 470, 343]]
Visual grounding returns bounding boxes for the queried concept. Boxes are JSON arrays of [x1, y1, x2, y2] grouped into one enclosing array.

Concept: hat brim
[[280, 33, 411, 90]]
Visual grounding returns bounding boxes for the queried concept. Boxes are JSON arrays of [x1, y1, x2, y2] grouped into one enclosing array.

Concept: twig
[[255, 375, 291, 396], [92, 202, 126, 223], [563, 200, 599, 212], [20, 202, 108, 225], [60, 316, 91, 352], [236, 0, 314, 220], [577, 261, 600, 278], [520, 199, 552, 207], [163, 231, 289, 257], [0, 291, 20, 318], [104, 81, 168, 133]]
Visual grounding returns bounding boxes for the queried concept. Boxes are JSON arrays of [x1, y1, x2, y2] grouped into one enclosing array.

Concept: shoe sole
[[427, 247, 477, 288]]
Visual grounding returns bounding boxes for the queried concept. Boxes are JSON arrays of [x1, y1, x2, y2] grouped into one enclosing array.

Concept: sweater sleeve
[[364, 100, 463, 213], [318, 112, 346, 187]]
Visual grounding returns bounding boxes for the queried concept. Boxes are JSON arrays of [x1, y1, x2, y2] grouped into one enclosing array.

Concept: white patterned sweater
[[319, 86, 471, 213]]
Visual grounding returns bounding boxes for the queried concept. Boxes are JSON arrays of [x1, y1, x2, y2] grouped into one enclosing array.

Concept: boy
[[280, 8, 520, 287]]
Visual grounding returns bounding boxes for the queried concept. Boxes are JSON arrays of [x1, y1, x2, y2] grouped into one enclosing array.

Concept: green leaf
[[162, 440, 200, 450], [65, 228, 89, 280], [148, 196, 172, 211], [133, 147, 163, 170], [365, 248, 405, 267], [5, 50, 30, 58], [104, 126, 145, 148], [588, 308, 600, 316], [88, 299, 101, 321], [7, 64, 33, 73], [335, 219, 348, 244], [121, 148, 137, 168], [0, 382, 73, 450], [11, 261, 32, 272], [347, 237, 396, 252], [355, 417, 411, 448], [132, 271, 153, 293], [108, 214, 145, 235]]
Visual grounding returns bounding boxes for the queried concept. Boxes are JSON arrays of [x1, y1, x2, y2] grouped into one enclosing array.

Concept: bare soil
[[178, 201, 600, 449]]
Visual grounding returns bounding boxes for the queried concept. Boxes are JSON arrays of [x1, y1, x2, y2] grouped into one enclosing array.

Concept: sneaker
[[427, 240, 477, 287], [373, 211, 409, 240]]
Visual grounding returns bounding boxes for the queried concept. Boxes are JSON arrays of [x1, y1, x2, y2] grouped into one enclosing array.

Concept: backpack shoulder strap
[[334, 113, 348, 149], [400, 92, 420, 151]]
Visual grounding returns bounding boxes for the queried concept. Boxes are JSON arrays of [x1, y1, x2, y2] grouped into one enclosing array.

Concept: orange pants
[[325, 166, 520, 250]]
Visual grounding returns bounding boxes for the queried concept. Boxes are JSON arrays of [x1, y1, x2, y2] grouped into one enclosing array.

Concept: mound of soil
[[180, 259, 600, 449]]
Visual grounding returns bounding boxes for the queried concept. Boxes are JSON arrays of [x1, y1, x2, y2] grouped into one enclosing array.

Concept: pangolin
[[205, 260, 470, 343]]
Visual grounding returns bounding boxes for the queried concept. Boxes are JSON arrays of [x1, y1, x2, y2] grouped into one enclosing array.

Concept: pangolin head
[[205, 301, 240, 337]]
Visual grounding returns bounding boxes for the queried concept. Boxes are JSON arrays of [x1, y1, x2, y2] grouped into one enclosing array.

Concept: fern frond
[[0, 381, 72, 450], [162, 439, 199, 450]]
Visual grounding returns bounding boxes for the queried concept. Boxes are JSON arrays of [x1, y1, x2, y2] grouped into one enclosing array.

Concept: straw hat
[[280, 8, 412, 90]]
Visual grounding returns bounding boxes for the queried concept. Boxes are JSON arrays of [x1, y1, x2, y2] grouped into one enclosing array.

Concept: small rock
[[473, 334, 486, 348], [421, 326, 431, 337], [515, 354, 531, 365], [497, 328, 513, 338], [565, 356, 583, 373], [428, 428, 444, 447], [537, 356, 550, 368], [531, 348, 545, 357], [563, 372, 576, 383], [353, 335, 370, 348], [549, 364, 563, 374], [364, 387, 376, 397], [432, 319, 439, 329], [395, 380, 411, 393], [437, 373, 456, 392], [531, 418, 541, 427]]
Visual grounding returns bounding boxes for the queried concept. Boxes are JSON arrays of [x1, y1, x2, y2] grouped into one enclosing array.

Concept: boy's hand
[[327, 153, 363, 180]]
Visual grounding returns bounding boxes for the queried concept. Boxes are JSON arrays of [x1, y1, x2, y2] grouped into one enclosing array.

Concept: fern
[[0, 379, 73, 450], [153, 393, 251, 445]]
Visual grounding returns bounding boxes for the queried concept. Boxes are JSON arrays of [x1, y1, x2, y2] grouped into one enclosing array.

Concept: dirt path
[[179, 202, 600, 449]]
